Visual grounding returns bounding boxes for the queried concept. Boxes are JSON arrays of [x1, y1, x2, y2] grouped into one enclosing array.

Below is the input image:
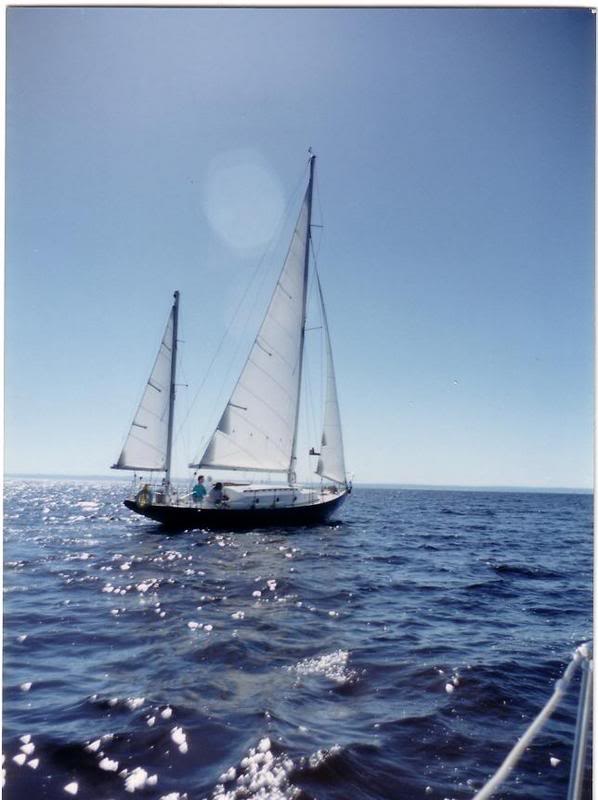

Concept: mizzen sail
[[113, 293, 178, 473]]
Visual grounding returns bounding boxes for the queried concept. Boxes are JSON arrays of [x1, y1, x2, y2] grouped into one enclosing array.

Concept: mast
[[288, 154, 315, 485], [164, 290, 179, 486]]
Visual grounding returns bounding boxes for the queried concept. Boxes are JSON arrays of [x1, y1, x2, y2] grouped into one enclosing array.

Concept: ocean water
[[3, 479, 592, 800]]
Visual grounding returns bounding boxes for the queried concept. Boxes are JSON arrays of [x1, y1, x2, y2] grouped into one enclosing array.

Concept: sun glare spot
[[202, 149, 285, 251]]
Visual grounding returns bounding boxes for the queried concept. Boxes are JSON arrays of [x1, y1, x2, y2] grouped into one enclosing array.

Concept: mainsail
[[194, 180, 311, 476], [315, 271, 347, 484], [113, 292, 179, 474]]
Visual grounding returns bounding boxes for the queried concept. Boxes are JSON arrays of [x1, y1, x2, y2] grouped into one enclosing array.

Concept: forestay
[[315, 271, 347, 484], [195, 191, 310, 474], [113, 303, 176, 472]]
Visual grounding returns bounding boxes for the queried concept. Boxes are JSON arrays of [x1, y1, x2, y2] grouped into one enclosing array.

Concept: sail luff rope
[[472, 644, 592, 800]]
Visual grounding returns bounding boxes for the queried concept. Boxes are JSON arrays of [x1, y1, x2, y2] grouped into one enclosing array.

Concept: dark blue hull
[[124, 491, 348, 531]]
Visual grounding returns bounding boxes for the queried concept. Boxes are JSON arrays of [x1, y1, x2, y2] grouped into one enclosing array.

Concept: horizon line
[[3, 472, 593, 495]]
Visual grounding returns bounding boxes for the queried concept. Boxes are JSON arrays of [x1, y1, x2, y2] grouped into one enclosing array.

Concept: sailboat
[[112, 155, 350, 529]]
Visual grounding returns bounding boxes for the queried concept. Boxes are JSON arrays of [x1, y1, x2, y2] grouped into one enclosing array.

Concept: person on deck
[[208, 482, 229, 505], [192, 475, 207, 504], [136, 483, 153, 506]]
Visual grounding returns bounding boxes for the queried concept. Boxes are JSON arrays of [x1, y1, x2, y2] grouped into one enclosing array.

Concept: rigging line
[[302, 344, 319, 478], [313, 162, 325, 236], [196, 169, 312, 464], [310, 219, 324, 268], [175, 345, 192, 470], [309, 246, 326, 419], [308, 265, 324, 442], [194, 243, 281, 460], [308, 255, 325, 444], [171, 301, 188, 470], [310, 168, 326, 299], [294, 249, 317, 482], [175, 164, 309, 452], [320, 276, 324, 427], [208, 163, 310, 416]]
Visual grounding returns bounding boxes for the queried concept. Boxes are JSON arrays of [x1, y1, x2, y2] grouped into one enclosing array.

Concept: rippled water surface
[[3, 480, 593, 799]]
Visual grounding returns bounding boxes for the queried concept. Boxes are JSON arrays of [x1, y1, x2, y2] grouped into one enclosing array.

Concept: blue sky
[[5, 7, 594, 488]]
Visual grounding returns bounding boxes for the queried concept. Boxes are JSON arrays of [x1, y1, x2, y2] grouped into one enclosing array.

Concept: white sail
[[315, 271, 346, 485], [113, 300, 177, 472], [195, 190, 310, 474]]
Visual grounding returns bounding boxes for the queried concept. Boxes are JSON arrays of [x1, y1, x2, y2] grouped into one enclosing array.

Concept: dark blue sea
[[3, 480, 593, 800]]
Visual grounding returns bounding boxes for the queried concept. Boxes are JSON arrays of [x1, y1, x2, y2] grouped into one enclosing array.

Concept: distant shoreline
[[3, 473, 592, 495]]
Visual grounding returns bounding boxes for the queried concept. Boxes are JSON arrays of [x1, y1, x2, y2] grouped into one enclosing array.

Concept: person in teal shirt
[[192, 475, 207, 504]]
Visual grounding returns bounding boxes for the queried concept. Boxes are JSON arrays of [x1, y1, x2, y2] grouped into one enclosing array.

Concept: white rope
[[472, 644, 592, 800]]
